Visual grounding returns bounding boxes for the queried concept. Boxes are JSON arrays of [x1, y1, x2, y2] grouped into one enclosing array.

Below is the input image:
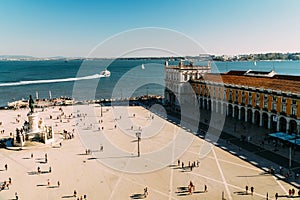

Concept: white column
[[286, 118, 290, 133], [252, 110, 255, 124], [238, 107, 241, 120], [276, 117, 280, 132], [202, 98, 205, 109], [221, 103, 224, 115], [259, 111, 263, 127], [211, 101, 214, 112], [232, 106, 235, 118], [216, 101, 219, 113], [226, 105, 229, 116], [245, 108, 248, 122], [207, 100, 210, 110]]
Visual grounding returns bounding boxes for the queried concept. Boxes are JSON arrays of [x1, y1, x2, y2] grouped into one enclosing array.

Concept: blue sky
[[0, 0, 299, 57]]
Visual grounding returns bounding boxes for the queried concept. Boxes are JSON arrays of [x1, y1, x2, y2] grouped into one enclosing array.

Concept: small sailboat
[[100, 69, 111, 77], [141, 64, 145, 69], [254, 61, 257, 66]]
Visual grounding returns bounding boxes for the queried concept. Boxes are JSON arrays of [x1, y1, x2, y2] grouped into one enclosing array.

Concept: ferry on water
[[100, 69, 111, 77]]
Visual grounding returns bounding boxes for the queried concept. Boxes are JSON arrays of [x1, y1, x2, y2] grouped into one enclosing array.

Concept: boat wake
[[0, 74, 105, 87]]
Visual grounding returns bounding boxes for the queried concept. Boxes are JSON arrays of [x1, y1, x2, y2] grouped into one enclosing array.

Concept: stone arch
[[222, 103, 227, 115], [233, 106, 239, 119], [270, 114, 277, 131], [279, 117, 287, 132], [247, 109, 253, 123], [240, 107, 246, 121], [217, 102, 222, 114], [199, 98, 203, 109], [290, 119, 297, 134], [228, 104, 233, 117], [203, 99, 208, 110], [212, 101, 217, 113], [208, 99, 212, 111], [254, 110, 260, 126], [262, 112, 269, 129]]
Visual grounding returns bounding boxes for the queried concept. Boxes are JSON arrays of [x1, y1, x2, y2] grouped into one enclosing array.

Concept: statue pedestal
[[28, 112, 39, 133]]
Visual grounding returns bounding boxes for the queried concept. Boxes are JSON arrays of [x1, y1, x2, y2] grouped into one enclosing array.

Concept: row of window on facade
[[194, 84, 298, 116]]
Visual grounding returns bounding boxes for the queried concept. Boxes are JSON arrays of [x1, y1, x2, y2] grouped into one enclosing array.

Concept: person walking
[[144, 187, 148, 197], [250, 186, 254, 195], [73, 190, 77, 197]]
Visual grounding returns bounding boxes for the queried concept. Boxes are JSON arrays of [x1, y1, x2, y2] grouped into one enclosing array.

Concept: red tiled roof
[[195, 72, 300, 94]]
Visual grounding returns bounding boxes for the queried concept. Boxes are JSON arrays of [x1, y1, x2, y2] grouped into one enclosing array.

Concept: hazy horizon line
[[1, 51, 300, 59]]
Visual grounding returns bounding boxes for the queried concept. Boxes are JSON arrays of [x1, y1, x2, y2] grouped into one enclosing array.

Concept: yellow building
[[190, 70, 300, 134]]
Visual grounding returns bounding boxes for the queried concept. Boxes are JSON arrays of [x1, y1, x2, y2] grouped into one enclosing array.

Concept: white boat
[[100, 69, 111, 77], [141, 64, 145, 69]]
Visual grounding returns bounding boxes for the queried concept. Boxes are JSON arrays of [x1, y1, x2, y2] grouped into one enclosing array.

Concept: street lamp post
[[136, 132, 141, 157], [100, 103, 103, 117]]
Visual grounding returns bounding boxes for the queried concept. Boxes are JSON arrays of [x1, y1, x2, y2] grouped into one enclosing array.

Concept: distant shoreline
[[0, 95, 163, 110], [1, 52, 300, 61]]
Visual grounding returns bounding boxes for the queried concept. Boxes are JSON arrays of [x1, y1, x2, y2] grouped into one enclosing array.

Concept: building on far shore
[[164, 60, 211, 112], [189, 70, 300, 134]]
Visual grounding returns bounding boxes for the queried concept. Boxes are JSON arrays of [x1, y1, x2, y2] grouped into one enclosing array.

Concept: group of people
[[36, 153, 51, 173], [274, 189, 300, 200], [186, 181, 207, 195], [177, 159, 200, 171], [73, 190, 87, 200], [0, 164, 11, 192], [85, 145, 104, 155], [245, 185, 254, 195], [0, 177, 12, 191], [63, 129, 74, 140], [47, 179, 60, 188], [85, 149, 92, 155], [288, 188, 300, 197]]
